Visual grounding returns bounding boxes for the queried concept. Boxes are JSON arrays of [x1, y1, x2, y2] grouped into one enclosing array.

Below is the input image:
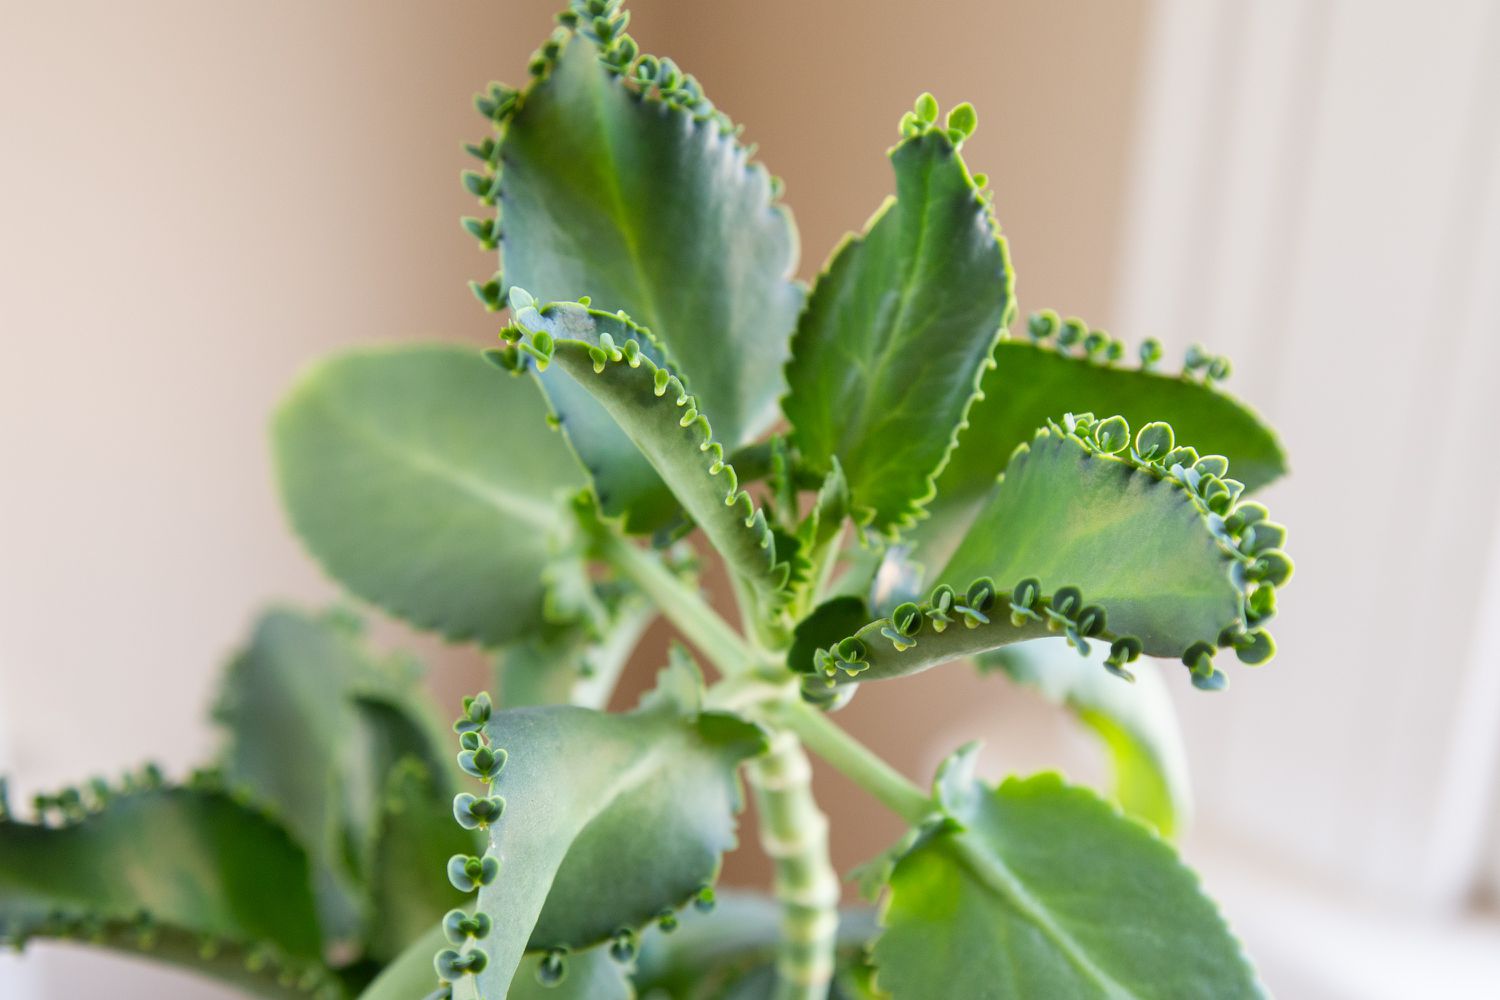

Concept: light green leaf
[[273, 344, 585, 646], [978, 641, 1191, 839], [782, 107, 1012, 534], [213, 608, 452, 946], [506, 298, 791, 615], [358, 924, 630, 1000], [491, 26, 803, 459], [872, 771, 1262, 999], [447, 660, 767, 996], [807, 417, 1290, 694], [0, 786, 334, 999], [914, 335, 1286, 564]]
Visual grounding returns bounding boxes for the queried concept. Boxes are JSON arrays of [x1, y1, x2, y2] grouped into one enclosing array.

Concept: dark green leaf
[[873, 770, 1261, 999], [273, 345, 585, 646], [783, 122, 1012, 534], [788, 596, 873, 676], [497, 32, 803, 459]]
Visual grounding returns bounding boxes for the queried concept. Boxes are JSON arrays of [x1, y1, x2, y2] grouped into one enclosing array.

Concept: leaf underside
[[914, 337, 1287, 563], [273, 345, 584, 646], [783, 122, 1012, 535], [509, 299, 791, 612], [812, 418, 1287, 692], [873, 771, 1262, 999], [496, 30, 803, 463], [365, 760, 478, 965]]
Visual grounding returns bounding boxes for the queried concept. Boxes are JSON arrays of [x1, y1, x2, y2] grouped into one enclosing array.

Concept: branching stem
[[774, 700, 932, 826], [596, 532, 758, 676]]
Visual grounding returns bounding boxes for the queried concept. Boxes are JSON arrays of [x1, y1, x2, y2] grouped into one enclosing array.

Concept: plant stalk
[[596, 532, 757, 676], [775, 700, 931, 826], [747, 728, 841, 1000]]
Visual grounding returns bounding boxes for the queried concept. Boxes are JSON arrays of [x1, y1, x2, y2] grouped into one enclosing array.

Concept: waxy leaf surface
[[874, 771, 1261, 999], [274, 345, 584, 646], [783, 128, 1012, 533]]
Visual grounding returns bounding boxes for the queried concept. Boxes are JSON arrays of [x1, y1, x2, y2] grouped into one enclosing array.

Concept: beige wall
[[0, 1, 1145, 994]]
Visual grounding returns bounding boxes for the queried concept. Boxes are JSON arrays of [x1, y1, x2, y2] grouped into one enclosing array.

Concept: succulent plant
[[2, 2, 1294, 997]]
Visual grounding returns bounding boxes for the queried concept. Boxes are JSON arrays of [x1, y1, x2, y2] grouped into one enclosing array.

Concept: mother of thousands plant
[[1, 3, 1294, 998]]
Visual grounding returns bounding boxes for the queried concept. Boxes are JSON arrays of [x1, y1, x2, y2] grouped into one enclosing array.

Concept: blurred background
[[4, 1, 1500, 996]]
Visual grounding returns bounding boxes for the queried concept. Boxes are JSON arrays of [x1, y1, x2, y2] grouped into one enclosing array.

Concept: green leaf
[[365, 760, 478, 965], [872, 770, 1262, 999], [507, 297, 792, 614], [807, 417, 1289, 694], [448, 659, 767, 996], [788, 596, 873, 676], [782, 117, 1012, 534], [273, 344, 585, 646], [0, 786, 335, 998], [493, 28, 803, 457], [915, 335, 1286, 564], [632, 890, 879, 1000], [358, 924, 629, 1000], [213, 608, 452, 946], [978, 641, 1191, 839]]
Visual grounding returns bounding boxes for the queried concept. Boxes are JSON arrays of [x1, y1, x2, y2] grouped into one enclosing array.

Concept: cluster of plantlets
[[1, 2, 1293, 997]]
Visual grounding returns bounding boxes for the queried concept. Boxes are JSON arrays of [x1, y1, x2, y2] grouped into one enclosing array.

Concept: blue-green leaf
[[273, 345, 585, 646]]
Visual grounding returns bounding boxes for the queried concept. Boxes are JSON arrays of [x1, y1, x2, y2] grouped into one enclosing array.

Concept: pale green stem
[[596, 532, 757, 676], [807, 523, 847, 610], [570, 602, 654, 709], [775, 700, 932, 826], [746, 729, 841, 1000]]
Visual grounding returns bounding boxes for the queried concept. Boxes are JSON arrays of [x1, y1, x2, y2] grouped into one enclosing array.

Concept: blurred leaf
[[979, 640, 1191, 838], [274, 344, 584, 645], [0, 787, 333, 997], [214, 608, 452, 945], [364, 760, 479, 965]]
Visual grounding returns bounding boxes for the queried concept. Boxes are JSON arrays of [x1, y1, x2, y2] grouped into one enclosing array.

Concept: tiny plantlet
[[1, 3, 1293, 998]]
